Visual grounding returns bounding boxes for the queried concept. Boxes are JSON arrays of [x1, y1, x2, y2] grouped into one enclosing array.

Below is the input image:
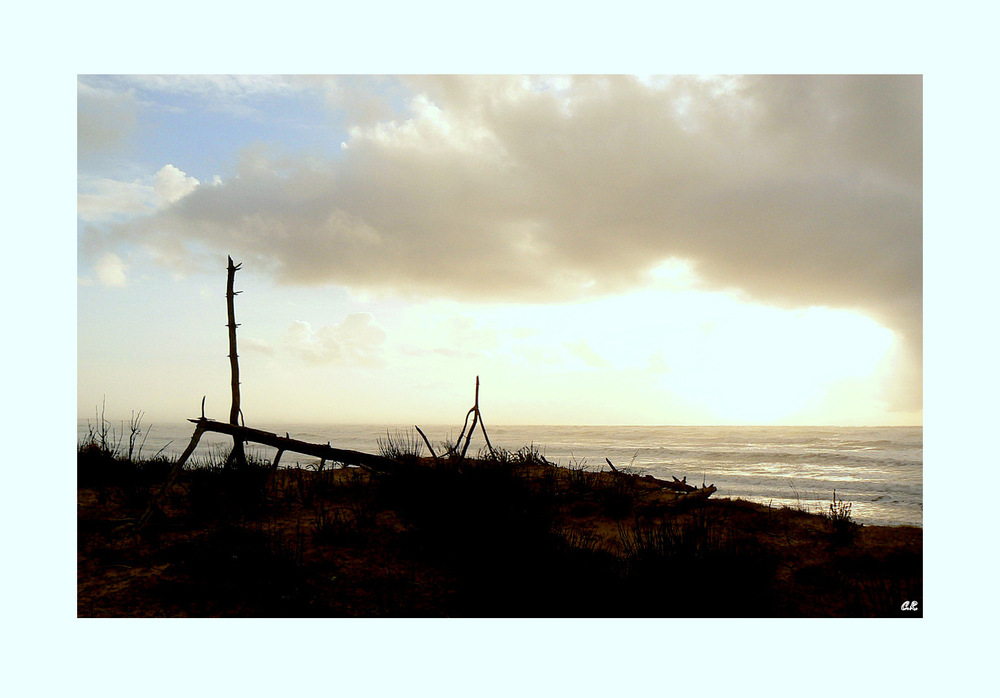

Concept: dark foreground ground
[[78, 441, 922, 618]]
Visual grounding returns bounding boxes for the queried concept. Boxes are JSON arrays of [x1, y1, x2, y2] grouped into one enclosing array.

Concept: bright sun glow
[[654, 304, 896, 424], [395, 284, 899, 426]]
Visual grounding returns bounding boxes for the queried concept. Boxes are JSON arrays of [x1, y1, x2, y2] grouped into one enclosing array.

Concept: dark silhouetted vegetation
[[79, 437, 922, 618]]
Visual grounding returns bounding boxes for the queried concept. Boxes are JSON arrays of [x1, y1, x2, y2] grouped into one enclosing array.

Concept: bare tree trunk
[[226, 256, 246, 469]]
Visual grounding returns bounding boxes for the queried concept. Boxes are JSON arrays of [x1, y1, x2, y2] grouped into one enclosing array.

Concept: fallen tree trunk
[[133, 418, 405, 532], [186, 417, 401, 473]]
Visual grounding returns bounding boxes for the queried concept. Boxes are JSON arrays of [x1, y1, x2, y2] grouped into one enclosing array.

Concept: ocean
[[77, 420, 922, 528]]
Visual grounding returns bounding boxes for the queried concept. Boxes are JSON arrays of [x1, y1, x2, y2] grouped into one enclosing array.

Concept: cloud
[[78, 81, 137, 158], [395, 314, 496, 362], [78, 177, 157, 223], [154, 164, 200, 203], [82, 75, 922, 408], [241, 337, 275, 356], [78, 165, 201, 224], [565, 339, 611, 369], [94, 252, 127, 287], [444, 316, 499, 352], [283, 314, 387, 367]]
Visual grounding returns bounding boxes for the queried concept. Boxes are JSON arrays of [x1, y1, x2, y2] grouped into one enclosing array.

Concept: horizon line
[[75, 417, 923, 429]]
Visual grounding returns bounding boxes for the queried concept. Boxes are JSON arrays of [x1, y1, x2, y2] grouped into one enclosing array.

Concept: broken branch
[[414, 425, 439, 462]]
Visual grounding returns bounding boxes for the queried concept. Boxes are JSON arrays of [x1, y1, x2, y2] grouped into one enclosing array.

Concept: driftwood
[[457, 376, 493, 459], [134, 417, 404, 530], [661, 476, 697, 493], [605, 458, 716, 500], [654, 478, 717, 500], [187, 418, 399, 472], [680, 484, 718, 501]]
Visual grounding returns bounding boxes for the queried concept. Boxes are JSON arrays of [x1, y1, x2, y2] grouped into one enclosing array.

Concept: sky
[[78, 74, 922, 427]]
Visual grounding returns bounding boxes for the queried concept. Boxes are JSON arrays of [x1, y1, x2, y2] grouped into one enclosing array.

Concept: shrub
[[827, 490, 860, 544], [377, 428, 424, 463]]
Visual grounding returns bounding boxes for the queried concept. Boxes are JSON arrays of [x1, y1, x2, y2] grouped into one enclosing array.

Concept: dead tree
[[225, 256, 247, 470]]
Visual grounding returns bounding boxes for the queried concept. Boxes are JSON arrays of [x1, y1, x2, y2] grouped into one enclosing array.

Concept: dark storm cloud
[[88, 75, 922, 408]]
